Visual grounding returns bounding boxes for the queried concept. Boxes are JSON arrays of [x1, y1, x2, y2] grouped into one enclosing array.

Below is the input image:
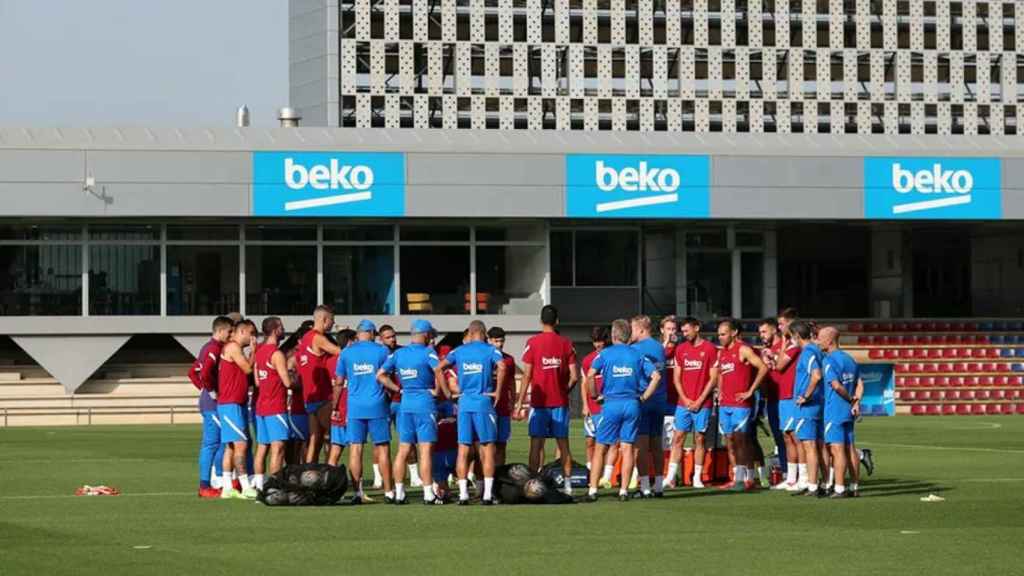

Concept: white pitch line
[[0, 491, 192, 501], [859, 441, 1024, 455]]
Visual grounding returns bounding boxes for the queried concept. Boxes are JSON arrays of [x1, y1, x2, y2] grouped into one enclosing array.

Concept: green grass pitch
[[2, 417, 1023, 575]]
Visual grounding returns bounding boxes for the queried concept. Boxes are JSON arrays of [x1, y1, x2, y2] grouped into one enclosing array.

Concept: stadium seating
[[846, 320, 1024, 416]]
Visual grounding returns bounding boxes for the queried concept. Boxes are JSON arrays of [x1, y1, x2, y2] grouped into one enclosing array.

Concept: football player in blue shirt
[[378, 319, 443, 505], [434, 320, 507, 505], [629, 315, 667, 498], [818, 326, 863, 498], [337, 320, 394, 504], [791, 321, 826, 497], [584, 319, 661, 503]]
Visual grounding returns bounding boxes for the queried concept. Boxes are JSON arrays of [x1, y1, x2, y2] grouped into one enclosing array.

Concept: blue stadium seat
[[1001, 348, 1016, 358], [991, 335, 1005, 344], [979, 321, 995, 332], [1013, 363, 1024, 373], [1011, 321, 1024, 332]]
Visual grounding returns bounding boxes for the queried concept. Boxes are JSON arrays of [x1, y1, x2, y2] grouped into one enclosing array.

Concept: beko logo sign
[[253, 152, 405, 216], [566, 155, 710, 218], [864, 157, 1001, 219]]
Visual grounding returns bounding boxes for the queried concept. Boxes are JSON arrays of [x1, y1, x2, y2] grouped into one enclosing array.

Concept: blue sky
[[0, 0, 288, 127]]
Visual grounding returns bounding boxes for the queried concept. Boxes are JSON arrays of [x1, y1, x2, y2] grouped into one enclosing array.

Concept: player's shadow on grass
[[660, 488, 752, 500], [858, 478, 952, 498]]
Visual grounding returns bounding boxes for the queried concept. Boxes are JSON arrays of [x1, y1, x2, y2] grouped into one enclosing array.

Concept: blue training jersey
[[631, 337, 667, 406], [794, 343, 825, 414], [823, 349, 858, 424], [447, 340, 503, 413], [382, 343, 439, 414], [591, 343, 656, 400], [336, 340, 390, 419]]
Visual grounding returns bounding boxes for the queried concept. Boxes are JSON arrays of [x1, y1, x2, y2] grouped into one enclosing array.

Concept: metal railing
[[1, 405, 199, 427]]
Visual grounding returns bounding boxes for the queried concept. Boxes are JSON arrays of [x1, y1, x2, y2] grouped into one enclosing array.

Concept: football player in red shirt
[[759, 317, 801, 490], [488, 326, 520, 467], [666, 317, 719, 488], [715, 318, 769, 491], [218, 320, 257, 499], [298, 306, 342, 464], [252, 317, 294, 490]]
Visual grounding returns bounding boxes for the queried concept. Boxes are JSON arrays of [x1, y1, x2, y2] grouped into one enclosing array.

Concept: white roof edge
[[0, 126, 1020, 157]]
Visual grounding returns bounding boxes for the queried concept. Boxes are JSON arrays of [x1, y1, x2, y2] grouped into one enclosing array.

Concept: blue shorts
[[432, 449, 457, 483], [305, 400, 326, 415], [595, 400, 640, 446], [330, 424, 348, 446], [674, 406, 711, 434], [718, 406, 751, 435], [390, 401, 401, 423], [779, 399, 798, 433], [256, 413, 290, 444], [202, 410, 222, 445], [457, 411, 497, 445], [584, 415, 598, 439], [496, 415, 512, 443], [528, 406, 569, 439], [288, 413, 309, 441], [637, 401, 666, 437], [824, 420, 854, 445], [398, 411, 438, 444], [795, 417, 823, 442], [217, 404, 250, 444], [348, 417, 391, 445]]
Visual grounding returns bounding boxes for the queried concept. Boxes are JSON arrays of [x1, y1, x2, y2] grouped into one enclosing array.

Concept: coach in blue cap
[[338, 318, 393, 504], [378, 319, 443, 504]]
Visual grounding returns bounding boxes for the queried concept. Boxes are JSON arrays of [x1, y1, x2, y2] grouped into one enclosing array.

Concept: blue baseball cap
[[410, 319, 433, 335], [356, 319, 376, 333]]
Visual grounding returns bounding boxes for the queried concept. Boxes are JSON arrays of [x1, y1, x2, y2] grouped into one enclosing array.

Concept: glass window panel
[[475, 223, 546, 242], [166, 225, 239, 242], [574, 230, 638, 286], [0, 245, 81, 315], [0, 224, 81, 241], [550, 230, 573, 286], [245, 225, 317, 242], [324, 246, 396, 314], [88, 225, 160, 241], [686, 251, 732, 321], [399, 226, 470, 242], [89, 245, 160, 315], [399, 245, 470, 314], [476, 245, 545, 315], [245, 246, 317, 315], [741, 252, 764, 319], [736, 231, 765, 248], [323, 225, 394, 242], [167, 245, 241, 315], [686, 229, 728, 249]]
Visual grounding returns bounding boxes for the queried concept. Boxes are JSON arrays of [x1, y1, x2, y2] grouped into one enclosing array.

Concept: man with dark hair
[[487, 326, 519, 467], [436, 320, 507, 505], [666, 316, 718, 489], [715, 317, 769, 492], [581, 325, 616, 487], [791, 320, 826, 496], [759, 317, 801, 489], [377, 323, 406, 489], [515, 305, 578, 496], [253, 317, 294, 489], [192, 316, 233, 498], [584, 319, 660, 502], [629, 315, 667, 498], [218, 320, 258, 499]]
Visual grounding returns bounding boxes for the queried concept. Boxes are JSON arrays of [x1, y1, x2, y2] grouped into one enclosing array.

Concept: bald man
[[818, 327, 863, 498]]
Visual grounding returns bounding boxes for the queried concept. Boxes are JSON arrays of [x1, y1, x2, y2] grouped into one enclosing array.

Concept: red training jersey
[[297, 331, 332, 404], [521, 331, 577, 408], [254, 343, 287, 416], [494, 352, 517, 417], [766, 337, 800, 400], [217, 347, 249, 405], [716, 341, 754, 408], [675, 339, 718, 409], [581, 350, 604, 415], [663, 342, 678, 406]]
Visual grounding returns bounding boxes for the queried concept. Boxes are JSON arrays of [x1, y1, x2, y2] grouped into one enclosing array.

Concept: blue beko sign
[[252, 152, 405, 216], [566, 155, 711, 218], [864, 157, 1001, 220]]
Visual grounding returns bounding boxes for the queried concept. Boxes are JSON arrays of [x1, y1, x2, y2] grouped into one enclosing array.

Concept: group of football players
[[191, 304, 873, 504]]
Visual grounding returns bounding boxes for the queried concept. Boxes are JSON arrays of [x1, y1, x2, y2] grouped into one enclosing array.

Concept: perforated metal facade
[[304, 0, 1024, 134]]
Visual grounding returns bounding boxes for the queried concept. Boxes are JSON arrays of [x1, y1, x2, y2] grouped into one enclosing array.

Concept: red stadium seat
[[965, 362, 980, 372], [1011, 376, 1023, 386], [907, 363, 921, 373], [937, 362, 953, 372], [956, 404, 971, 415], [976, 390, 991, 400], [971, 404, 987, 415], [965, 322, 978, 332], [941, 348, 958, 359], [944, 389, 959, 400], [868, 349, 883, 359], [1003, 404, 1016, 414], [848, 322, 865, 333], [992, 389, 1006, 399], [911, 404, 926, 415], [965, 376, 980, 386], [994, 376, 1009, 386], [1018, 404, 1024, 415], [941, 404, 956, 415], [935, 376, 950, 386], [920, 376, 935, 387], [1008, 389, 1021, 400], [927, 404, 942, 415], [884, 349, 899, 360], [961, 389, 976, 400], [988, 404, 1003, 415], [926, 348, 943, 359], [958, 348, 974, 358]]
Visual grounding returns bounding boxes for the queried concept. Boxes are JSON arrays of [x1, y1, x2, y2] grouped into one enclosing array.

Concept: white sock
[[630, 467, 639, 485], [733, 466, 742, 483], [385, 490, 395, 500], [619, 488, 628, 496], [857, 449, 864, 460], [468, 471, 476, 483], [563, 476, 573, 495], [458, 479, 469, 500], [693, 465, 703, 483], [355, 484, 364, 497], [395, 483, 405, 500], [211, 467, 222, 488], [239, 475, 252, 491], [586, 461, 592, 470], [851, 482, 859, 492], [408, 464, 418, 480], [827, 468, 835, 488], [639, 476, 651, 493], [221, 472, 233, 491], [588, 486, 598, 496], [373, 464, 382, 480], [835, 484, 846, 494], [602, 465, 614, 482], [667, 463, 679, 483], [654, 475, 664, 492], [798, 464, 808, 485], [253, 474, 264, 490], [786, 463, 797, 484], [483, 477, 494, 500], [757, 466, 767, 483], [424, 484, 435, 501]]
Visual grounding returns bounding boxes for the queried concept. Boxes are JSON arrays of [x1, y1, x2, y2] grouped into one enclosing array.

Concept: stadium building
[[2, 0, 1024, 423]]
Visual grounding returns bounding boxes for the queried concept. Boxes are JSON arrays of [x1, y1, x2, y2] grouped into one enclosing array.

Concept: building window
[[166, 245, 240, 316], [89, 245, 160, 315], [551, 229, 639, 287], [400, 245, 470, 314], [245, 245, 317, 315], [0, 245, 81, 315], [324, 246, 395, 314], [476, 245, 546, 315]]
